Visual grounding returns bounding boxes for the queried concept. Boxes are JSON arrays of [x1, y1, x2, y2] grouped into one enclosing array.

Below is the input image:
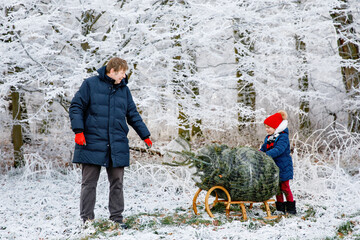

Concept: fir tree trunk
[[331, 1, 360, 132], [10, 87, 24, 167]]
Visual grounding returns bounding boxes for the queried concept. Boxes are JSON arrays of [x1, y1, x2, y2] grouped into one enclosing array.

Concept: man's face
[[108, 68, 126, 84]]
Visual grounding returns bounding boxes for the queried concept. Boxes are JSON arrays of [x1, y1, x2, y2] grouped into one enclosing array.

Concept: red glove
[[144, 138, 152, 148], [75, 132, 86, 146]]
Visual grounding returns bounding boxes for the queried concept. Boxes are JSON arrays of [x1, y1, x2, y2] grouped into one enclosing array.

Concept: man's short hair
[[106, 57, 128, 73]]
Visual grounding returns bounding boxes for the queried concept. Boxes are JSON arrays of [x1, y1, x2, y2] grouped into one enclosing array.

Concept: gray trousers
[[80, 163, 124, 222]]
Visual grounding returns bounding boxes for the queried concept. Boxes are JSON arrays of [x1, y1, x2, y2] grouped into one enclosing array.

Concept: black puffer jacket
[[69, 66, 150, 167]]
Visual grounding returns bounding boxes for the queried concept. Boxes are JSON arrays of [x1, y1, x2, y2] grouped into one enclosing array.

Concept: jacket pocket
[[118, 119, 129, 135], [84, 114, 97, 133]]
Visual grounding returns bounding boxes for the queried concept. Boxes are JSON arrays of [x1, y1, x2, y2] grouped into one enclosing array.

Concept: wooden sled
[[192, 186, 278, 220]]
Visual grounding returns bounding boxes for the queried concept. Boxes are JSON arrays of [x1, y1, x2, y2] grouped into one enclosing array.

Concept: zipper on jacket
[[108, 85, 112, 150]]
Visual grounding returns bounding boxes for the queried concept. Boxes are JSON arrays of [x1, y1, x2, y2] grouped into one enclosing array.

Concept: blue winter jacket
[[69, 66, 150, 167], [260, 128, 293, 181]]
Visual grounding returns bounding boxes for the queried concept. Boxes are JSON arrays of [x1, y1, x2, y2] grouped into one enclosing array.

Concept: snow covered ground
[[1, 146, 360, 239]]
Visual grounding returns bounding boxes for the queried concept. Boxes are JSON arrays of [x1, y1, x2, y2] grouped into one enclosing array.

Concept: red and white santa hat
[[264, 110, 288, 130]]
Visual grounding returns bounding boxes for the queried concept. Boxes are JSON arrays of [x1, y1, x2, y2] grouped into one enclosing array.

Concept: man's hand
[[75, 132, 86, 146], [144, 138, 152, 148]]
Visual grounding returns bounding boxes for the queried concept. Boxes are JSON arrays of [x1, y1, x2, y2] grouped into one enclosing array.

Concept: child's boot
[[286, 201, 297, 214], [275, 202, 286, 213]]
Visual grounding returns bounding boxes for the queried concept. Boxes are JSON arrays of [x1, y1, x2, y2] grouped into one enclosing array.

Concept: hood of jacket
[[279, 127, 289, 135], [275, 120, 288, 134]]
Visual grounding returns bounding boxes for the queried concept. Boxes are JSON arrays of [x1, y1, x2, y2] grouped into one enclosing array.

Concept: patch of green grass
[[323, 220, 358, 240], [123, 208, 224, 230], [260, 216, 282, 226], [301, 205, 316, 221], [124, 214, 138, 228], [210, 202, 227, 213], [323, 221, 358, 240], [161, 215, 175, 225], [81, 204, 284, 238], [206, 202, 244, 214], [247, 221, 261, 230], [81, 219, 121, 240], [349, 210, 360, 218], [124, 212, 161, 230], [336, 221, 355, 238], [175, 206, 187, 212], [124, 212, 151, 228], [185, 216, 213, 226]]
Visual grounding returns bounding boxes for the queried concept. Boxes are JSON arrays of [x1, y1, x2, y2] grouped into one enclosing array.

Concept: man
[[69, 57, 152, 227]]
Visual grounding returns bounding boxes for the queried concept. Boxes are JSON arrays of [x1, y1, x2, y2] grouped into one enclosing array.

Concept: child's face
[[265, 125, 275, 135]]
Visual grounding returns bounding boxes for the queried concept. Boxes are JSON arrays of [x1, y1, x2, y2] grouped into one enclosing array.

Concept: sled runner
[[192, 186, 278, 220]]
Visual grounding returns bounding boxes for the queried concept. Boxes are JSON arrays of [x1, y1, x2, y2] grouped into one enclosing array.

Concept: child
[[260, 110, 296, 214]]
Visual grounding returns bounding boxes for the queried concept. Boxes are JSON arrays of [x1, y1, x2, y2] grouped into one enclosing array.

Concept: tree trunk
[[174, 55, 202, 141], [233, 22, 256, 131], [173, 32, 202, 140], [4, 7, 26, 167], [10, 87, 24, 167], [80, 10, 103, 51], [331, 1, 360, 132], [295, 35, 311, 134], [79, 9, 105, 74]]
